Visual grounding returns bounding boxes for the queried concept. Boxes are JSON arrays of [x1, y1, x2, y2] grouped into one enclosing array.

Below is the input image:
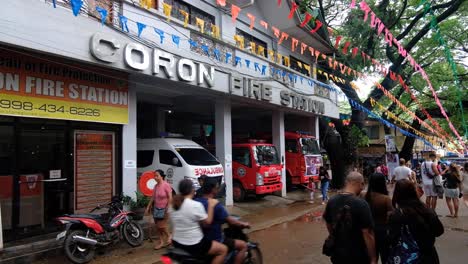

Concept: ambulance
[[137, 138, 224, 193]]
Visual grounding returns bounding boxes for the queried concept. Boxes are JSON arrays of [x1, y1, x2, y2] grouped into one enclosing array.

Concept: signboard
[[386, 153, 399, 178], [75, 132, 114, 213], [385, 135, 397, 152], [0, 50, 128, 124]]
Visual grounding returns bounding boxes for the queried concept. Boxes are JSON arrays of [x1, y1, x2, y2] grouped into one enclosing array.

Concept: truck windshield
[[300, 138, 320, 155], [253, 146, 280, 165], [176, 148, 220, 166]]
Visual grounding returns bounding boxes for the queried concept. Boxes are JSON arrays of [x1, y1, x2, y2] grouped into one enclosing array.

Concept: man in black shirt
[[323, 172, 377, 264]]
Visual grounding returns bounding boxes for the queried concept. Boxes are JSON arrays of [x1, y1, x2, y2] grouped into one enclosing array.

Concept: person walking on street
[[145, 170, 172, 250], [388, 180, 444, 264], [377, 162, 389, 183], [461, 163, 468, 208], [364, 171, 393, 263], [169, 179, 227, 264], [323, 172, 377, 264], [319, 166, 330, 204], [421, 153, 441, 209], [442, 163, 462, 218], [391, 158, 412, 182]]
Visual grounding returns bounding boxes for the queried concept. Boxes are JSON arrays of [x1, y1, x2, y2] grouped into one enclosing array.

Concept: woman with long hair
[[443, 163, 462, 217], [364, 171, 393, 263], [388, 180, 444, 264], [169, 179, 227, 264], [461, 163, 468, 208]]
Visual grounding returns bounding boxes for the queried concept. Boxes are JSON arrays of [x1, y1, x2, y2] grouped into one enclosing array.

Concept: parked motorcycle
[[161, 218, 263, 264], [56, 195, 144, 264]]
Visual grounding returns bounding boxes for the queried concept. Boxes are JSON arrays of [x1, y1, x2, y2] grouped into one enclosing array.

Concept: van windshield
[[176, 148, 220, 166], [300, 138, 320, 155], [253, 146, 280, 166]]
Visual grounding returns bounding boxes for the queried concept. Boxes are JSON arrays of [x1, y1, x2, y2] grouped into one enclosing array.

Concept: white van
[[137, 138, 224, 193]]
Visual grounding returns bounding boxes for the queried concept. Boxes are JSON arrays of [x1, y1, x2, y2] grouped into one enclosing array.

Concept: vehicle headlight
[[184, 176, 201, 189], [256, 173, 264, 186]]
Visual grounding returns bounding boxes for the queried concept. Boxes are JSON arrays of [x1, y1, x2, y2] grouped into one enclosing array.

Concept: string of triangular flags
[[349, 0, 465, 150]]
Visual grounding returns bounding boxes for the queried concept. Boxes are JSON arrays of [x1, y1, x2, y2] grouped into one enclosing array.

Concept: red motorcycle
[[56, 195, 144, 264]]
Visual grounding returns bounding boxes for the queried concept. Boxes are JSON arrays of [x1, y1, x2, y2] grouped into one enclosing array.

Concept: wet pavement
[[29, 190, 468, 264]]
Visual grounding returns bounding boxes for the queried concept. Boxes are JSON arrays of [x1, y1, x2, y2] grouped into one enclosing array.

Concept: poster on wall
[[0, 49, 128, 124], [75, 132, 114, 213], [385, 135, 397, 152], [385, 153, 399, 178]]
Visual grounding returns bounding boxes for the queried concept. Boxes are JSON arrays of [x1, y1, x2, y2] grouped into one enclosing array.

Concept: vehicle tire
[[255, 194, 267, 200], [233, 182, 246, 202], [246, 247, 263, 264], [122, 221, 144, 247], [64, 230, 95, 264]]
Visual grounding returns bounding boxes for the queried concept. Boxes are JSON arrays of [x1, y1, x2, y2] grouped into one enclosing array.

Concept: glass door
[[0, 121, 15, 242]]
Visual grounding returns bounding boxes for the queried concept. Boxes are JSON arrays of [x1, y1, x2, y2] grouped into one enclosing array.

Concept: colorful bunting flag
[[172, 34, 180, 47], [70, 0, 83, 16], [179, 10, 189, 27], [119, 15, 129, 32], [247, 13, 255, 29], [231, 4, 241, 22], [154, 28, 165, 43], [288, 2, 299, 19], [137, 22, 146, 37], [196, 18, 205, 33], [163, 3, 172, 21], [260, 20, 268, 30], [234, 35, 244, 49], [95, 6, 108, 25]]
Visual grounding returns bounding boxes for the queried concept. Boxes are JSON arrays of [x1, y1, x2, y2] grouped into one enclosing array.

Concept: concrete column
[[272, 110, 286, 197], [315, 116, 320, 146], [122, 87, 137, 199], [215, 99, 233, 206], [157, 107, 166, 135]]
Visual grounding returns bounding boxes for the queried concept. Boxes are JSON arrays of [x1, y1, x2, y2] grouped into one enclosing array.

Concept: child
[[306, 176, 316, 203]]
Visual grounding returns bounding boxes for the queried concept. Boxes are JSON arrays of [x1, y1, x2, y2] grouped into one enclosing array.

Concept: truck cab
[[285, 132, 322, 187], [232, 140, 283, 202]]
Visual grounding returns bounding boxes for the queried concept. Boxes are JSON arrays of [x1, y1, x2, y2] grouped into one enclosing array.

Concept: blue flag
[[119, 15, 129, 32], [225, 52, 232, 63], [261, 65, 267, 75], [71, 0, 83, 16], [95, 7, 108, 25], [235, 56, 242, 67], [213, 49, 221, 61], [154, 28, 165, 43], [137, 22, 146, 37], [201, 45, 210, 56], [254, 62, 260, 71], [188, 39, 198, 48], [172, 35, 180, 47], [245, 59, 251, 68]]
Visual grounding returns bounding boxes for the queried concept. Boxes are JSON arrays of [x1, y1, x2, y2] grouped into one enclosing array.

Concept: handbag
[[153, 207, 166, 220], [387, 209, 420, 264]]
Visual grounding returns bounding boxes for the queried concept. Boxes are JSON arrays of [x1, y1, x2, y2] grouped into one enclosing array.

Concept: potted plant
[[122, 195, 136, 211], [132, 191, 150, 220]]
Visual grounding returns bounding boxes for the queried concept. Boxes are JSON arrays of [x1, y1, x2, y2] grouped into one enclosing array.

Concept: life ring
[[139, 171, 157, 197]]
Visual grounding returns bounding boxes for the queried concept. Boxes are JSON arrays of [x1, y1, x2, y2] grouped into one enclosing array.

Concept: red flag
[[342, 41, 351, 54], [260, 20, 268, 29], [272, 26, 280, 38], [301, 43, 308, 54], [291, 38, 299, 52], [216, 0, 226, 6], [309, 20, 322, 33], [288, 2, 299, 19], [300, 13, 313, 27], [278, 0, 282, 6], [334, 36, 342, 48], [247, 13, 255, 29], [231, 4, 241, 22], [352, 47, 359, 58], [279, 32, 289, 45]]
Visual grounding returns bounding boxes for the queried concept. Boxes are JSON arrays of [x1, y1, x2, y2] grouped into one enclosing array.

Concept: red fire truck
[[284, 132, 323, 188], [232, 140, 283, 202]]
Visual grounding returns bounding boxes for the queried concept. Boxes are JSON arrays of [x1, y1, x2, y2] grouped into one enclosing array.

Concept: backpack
[[323, 200, 353, 257], [387, 210, 420, 264]]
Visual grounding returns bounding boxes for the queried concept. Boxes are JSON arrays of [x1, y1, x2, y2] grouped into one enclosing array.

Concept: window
[[236, 29, 268, 57], [290, 56, 310, 76], [165, 0, 215, 33], [175, 148, 220, 166], [300, 138, 320, 155], [285, 139, 298, 153], [233, 147, 251, 167], [159, 150, 182, 166], [363, 125, 380, 140], [253, 146, 280, 165], [137, 150, 154, 168]]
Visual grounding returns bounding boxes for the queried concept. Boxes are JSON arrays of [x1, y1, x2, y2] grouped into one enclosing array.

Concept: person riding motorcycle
[[195, 178, 250, 264], [169, 179, 228, 264]]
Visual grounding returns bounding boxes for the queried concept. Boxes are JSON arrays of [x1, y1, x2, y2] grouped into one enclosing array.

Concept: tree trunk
[[320, 119, 346, 189]]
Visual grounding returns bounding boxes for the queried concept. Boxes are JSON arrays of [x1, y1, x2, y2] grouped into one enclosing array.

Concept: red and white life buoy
[[139, 171, 157, 197]]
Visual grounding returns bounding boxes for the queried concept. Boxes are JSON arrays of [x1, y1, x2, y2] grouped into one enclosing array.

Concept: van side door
[[158, 150, 183, 190]]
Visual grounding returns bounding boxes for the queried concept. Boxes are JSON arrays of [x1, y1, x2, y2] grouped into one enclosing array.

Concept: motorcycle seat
[[167, 247, 193, 257], [65, 214, 102, 220]]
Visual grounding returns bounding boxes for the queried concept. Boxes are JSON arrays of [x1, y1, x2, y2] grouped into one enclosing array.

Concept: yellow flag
[[234, 35, 244, 49], [211, 25, 220, 39], [163, 3, 172, 21], [268, 50, 275, 61], [297, 61, 303, 68], [277, 53, 282, 63], [196, 18, 205, 33], [258, 46, 265, 57], [284, 56, 290, 67], [304, 64, 311, 74], [250, 42, 256, 54], [140, 0, 152, 9], [179, 10, 189, 27]]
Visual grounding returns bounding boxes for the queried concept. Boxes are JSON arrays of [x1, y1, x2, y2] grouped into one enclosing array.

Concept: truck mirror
[[172, 157, 180, 166]]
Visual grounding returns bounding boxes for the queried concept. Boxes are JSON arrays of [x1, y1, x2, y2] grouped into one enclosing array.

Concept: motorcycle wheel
[[122, 221, 144, 247], [245, 247, 263, 264], [64, 230, 95, 264]]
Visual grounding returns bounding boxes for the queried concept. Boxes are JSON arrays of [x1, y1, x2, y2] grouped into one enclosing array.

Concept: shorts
[[153, 207, 166, 221], [172, 237, 212, 258], [445, 188, 459, 198], [222, 237, 236, 252], [423, 184, 437, 197]]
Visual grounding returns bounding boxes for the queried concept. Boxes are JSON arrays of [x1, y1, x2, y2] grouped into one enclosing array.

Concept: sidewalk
[[3, 190, 315, 264]]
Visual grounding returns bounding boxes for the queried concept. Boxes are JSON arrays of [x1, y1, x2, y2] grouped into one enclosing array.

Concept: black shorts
[[172, 237, 212, 257], [222, 237, 236, 252]]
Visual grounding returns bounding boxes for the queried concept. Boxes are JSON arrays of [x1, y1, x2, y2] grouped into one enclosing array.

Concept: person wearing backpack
[[323, 172, 377, 264], [387, 179, 444, 264], [421, 153, 441, 209]]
